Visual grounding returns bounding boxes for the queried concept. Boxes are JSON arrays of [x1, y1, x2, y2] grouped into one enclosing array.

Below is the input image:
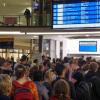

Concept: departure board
[[52, 0, 100, 29], [79, 41, 97, 52]]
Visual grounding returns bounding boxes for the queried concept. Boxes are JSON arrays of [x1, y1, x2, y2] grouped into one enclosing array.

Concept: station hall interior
[[0, 0, 100, 61], [1, 1, 100, 100]]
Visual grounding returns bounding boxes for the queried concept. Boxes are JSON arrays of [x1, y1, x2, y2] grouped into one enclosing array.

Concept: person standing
[[24, 9, 31, 26]]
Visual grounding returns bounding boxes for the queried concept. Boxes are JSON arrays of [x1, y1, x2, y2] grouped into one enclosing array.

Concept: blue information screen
[[79, 41, 97, 52], [52, 0, 100, 28]]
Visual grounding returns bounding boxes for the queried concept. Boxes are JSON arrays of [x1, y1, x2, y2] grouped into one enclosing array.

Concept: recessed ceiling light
[[85, 35, 90, 37], [0, 31, 25, 35], [33, 36, 38, 38], [3, 3, 6, 7]]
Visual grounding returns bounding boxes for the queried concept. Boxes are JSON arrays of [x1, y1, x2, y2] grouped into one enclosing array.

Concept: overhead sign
[[52, 0, 100, 29]]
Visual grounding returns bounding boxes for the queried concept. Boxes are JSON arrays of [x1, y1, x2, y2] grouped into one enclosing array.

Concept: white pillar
[[50, 40, 56, 59], [56, 41, 60, 58], [62, 39, 69, 58]]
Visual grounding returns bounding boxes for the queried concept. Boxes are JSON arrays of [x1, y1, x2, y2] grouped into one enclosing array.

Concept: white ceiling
[[0, 0, 31, 15]]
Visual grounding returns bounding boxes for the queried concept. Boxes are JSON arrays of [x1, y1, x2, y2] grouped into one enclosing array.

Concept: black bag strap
[[15, 87, 31, 94]]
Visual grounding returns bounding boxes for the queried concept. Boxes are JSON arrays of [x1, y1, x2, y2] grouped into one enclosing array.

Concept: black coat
[[85, 71, 96, 82], [0, 95, 10, 100], [85, 71, 100, 100], [90, 76, 100, 100]]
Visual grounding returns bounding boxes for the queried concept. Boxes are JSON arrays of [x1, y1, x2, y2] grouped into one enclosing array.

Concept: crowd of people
[[0, 55, 100, 100]]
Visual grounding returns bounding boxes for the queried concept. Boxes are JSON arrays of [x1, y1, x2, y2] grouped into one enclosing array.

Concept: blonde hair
[[44, 69, 55, 81], [0, 74, 12, 95], [53, 79, 70, 100], [90, 62, 99, 72]]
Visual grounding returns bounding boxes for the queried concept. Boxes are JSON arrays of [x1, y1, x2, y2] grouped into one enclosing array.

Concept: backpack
[[90, 76, 100, 100], [76, 81, 92, 100], [12, 80, 34, 100]]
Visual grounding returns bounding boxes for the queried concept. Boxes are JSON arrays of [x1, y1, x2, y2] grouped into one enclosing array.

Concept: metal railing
[[0, 13, 51, 27]]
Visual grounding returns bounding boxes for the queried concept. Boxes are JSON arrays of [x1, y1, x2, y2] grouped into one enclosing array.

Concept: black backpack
[[90, 76, 100, 100], [76, 81, 92, 100]]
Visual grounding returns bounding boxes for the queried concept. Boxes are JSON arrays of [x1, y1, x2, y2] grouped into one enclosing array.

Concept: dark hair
[[24, 9, 31, 17], [15, 64, 26, 79], [7, 61, 13, 64], [63, 57, 69, 63], [53, 79, 70, 100], [86, 57, 92, 64], [0, 58, 5, 66], [32, 71, 44, 81], [43, 61, 47, 66], [72, 71, 84, 83], [78, 58, 86, 67], [29, 65, 38, 80], [56, 58, 62, 63], [55, 64, 66, 76], [52, 58, 56, 63], [33, 59, 38, 63], [20, 55, 28, 62]]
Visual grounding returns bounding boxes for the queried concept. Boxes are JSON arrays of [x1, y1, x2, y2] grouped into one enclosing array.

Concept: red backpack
[[12, 80, 34, 100]]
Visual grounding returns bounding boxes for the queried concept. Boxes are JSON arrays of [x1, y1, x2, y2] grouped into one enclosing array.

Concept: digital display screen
[[52, 0, 100, 29], [0, 41, 14, 49], [79, 41, 97, 52]]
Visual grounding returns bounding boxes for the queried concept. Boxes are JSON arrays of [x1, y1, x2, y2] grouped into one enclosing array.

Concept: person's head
[[86, 57, 92, 64], [89, 62, 99, 72], [24, 9, 31, 17], [0, 74, 12, 96], [32, 70, 44, 82], [52, 58, 56, 63], [0, 68, 3, 74], [0, 58, 5, 66], [44, 69, 56, 82], [47, 57, 51, 61], [7, 61, 13, 67], [63, 57, 69, 63], [55, 64, 66, 77], [82, 64, 90, 72], [42, 55, 45, 61], [69, 59, 79, 71], [11, 56, 14, 62], [20, 55, 28, 65], [43, 60, 50, 70], [63, 63, 70, 73], [97, 61, 100, 68], [56, 58, 62, 64], [0, 60, 12, 71], [72, 71, 84, 84], [33, 59, 38, 65], [78, 58, 86, 68], [15, 64, 27, 79], [53, 79, 70, 100], [29, 65, 38, 80], [39, 64, 44, 71]]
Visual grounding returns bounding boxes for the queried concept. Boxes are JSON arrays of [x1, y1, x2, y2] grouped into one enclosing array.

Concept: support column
[[50, 40, 56, 59], [56, 41, 60, 58], [39, 35, 43, 53], [39, 0, 43, 26], [30, 39, 33, 59]]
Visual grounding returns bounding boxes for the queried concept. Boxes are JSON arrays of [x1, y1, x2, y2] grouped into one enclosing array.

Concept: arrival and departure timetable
[[53, 0, 100, 28]]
